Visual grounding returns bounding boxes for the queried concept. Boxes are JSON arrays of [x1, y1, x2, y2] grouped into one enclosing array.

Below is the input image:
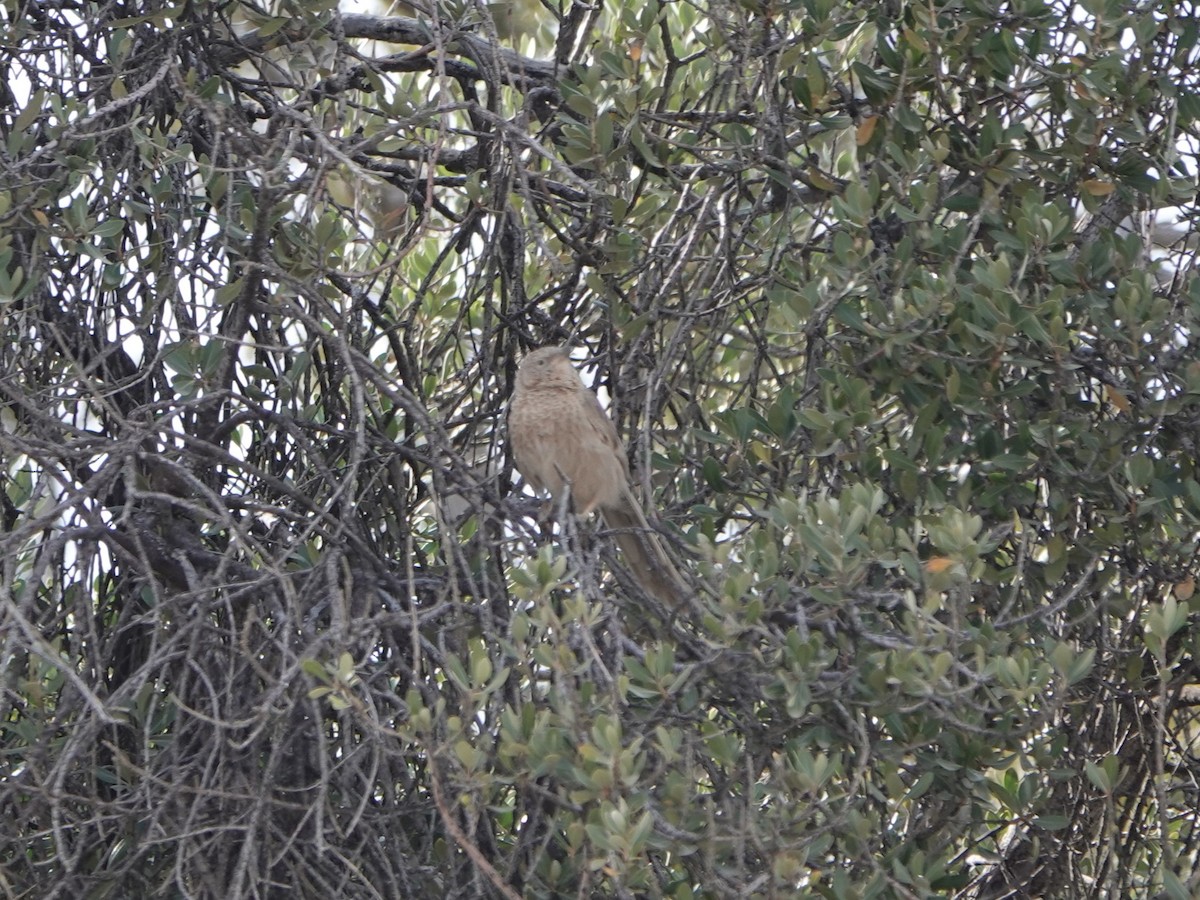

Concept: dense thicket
[[2, 0, 1199, 897]]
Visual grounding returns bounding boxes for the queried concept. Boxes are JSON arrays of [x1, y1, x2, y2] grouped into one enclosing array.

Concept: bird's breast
[[509, 387, 626, 515]]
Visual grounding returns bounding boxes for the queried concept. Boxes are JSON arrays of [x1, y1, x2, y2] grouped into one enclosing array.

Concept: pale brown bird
[[508, 346, 687, 608]]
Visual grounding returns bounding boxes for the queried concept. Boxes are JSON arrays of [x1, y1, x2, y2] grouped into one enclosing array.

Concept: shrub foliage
[[2, 0, 1199, 897]]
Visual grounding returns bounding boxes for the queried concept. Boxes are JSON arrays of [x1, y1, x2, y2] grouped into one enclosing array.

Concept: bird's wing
[[581, 387, 625, 454]]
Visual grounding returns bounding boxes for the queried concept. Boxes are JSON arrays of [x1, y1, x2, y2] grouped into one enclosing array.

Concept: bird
[[508, 346, 687, 608]]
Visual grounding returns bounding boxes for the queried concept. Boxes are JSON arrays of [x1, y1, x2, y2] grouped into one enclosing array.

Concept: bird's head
[[516, 346, 582, 392]]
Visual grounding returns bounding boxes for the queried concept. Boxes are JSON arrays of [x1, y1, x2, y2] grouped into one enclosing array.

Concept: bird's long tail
[[601, 491, 687, 609]]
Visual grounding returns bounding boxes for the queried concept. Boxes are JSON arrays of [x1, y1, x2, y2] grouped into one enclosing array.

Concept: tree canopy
[[2, 0, 1199, 896]]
